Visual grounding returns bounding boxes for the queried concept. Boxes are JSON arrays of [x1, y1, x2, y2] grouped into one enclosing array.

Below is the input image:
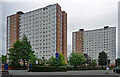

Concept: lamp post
[[107, 51, 109, 67], [35, 51, 38, 65], [106, 51, 109, 74], [106, 29, 110, 74]]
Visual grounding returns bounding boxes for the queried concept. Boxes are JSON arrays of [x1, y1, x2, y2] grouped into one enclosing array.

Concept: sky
[[0, 0, 119, 58]]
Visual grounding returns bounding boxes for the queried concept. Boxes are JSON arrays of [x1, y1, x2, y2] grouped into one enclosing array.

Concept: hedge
[[30, 65, 67, 72], [8, 65, 27, 70], [66, 66, 106, 70]]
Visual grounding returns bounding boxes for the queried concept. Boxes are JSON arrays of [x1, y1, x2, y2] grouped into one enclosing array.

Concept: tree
[[38, 57, 46, 65], [84, 53, 91, 64], [90, 59, 97, 67], [48, 56, 58, 66], [48, 53, 65, 66], [58, 53, 66, 66], [9, 34, 34, 67], [2, 55, 7, 63], [98, 51, 110, 69], [0, 56, 1, 64], [29, 53, 36, 64], [116, 58, 120, 67], [69, 53, 86, 68], [20, 34, 34, 66], [8, 40, 22, 66]]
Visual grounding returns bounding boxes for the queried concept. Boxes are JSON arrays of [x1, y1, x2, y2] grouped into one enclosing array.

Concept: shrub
[[47, 53, 66, 66], [69, 53, 86, 68], [8, 65, 27, 70], [66, 67, 106, 71], [8, 64, 27, 70], [66, 65, 74, 70], [9, 64, 21, 68], [30, 65, 67, 72]]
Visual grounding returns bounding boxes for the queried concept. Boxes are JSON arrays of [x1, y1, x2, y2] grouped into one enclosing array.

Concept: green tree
[[69, 53, 86, 68], [29, 53, 36, 64], [21, 34, 34, 66], [38, 57, 46, 65], [48, 53, 65, 66], [0, 56, 1, 64], [2, 55, 7, 63], [84, 53, 91, 64], [58, 53, 66, 66], [9, 34, 34, 67], [90, 59, 97, 67], [9, 40, 22, 66], [48, 56, 58, 66], [67, 58, 69, 63], [116, 58, 120, 67], [98, 51, 110, 69]]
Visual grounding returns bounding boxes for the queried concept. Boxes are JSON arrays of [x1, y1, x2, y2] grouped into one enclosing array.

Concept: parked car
[[113, 67, 120, 73]]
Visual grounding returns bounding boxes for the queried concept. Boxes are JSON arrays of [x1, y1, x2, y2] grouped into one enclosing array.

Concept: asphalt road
[[3, 70, 119, 77]]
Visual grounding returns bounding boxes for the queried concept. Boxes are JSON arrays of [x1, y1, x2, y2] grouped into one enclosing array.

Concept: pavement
[[8, 70, 119, 75], [0, 70, 119, 77]]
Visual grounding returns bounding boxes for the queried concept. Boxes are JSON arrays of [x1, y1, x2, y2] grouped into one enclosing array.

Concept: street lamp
[[35, 51, 39, 65], [107, 51, 109, 66], [106, 51, 109, 74], [107, 51, 109, 67]]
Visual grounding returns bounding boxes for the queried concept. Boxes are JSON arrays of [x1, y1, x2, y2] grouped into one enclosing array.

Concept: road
[[4, 70, 119, 77]]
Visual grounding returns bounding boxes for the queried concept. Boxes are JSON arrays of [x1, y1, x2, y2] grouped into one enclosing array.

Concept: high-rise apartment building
[[7, 11, 24, 58], [7, 3, 67, 62], [118, 1, 120, 58], [72, 26, 116, 63]]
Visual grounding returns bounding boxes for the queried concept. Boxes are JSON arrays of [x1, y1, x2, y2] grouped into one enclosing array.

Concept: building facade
[[118, 1, 120, 58], [72, 26, 116, 63], [6, 11, 24, 57], [7, 3, 67, 62]]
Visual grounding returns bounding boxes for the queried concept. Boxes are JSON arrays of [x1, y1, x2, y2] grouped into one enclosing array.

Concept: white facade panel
[[118, 2, 120, 58], [19, 4, 57, 60], [83, 27, 116, 63]]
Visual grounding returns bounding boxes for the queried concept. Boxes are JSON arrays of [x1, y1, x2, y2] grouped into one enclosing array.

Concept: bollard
[[4, 63, 8, 70], [106, 67, 109, 74], [28, 64, 32, 72], [2, 64, 4, 71], [28, 64, 29, 72]]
